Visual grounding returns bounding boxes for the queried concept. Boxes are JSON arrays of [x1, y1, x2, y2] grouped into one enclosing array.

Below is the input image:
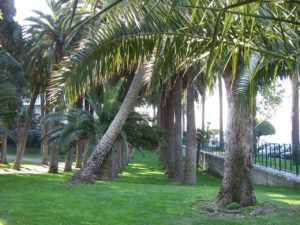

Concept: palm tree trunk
[[0, 134, 8, 164], [201, 95, 205, 130], [218, 74, 224, 146], [75, 141, 83, 168], [158, 103, 167, 167], [82, 139, 90, 165], [166, 89, 175, 178], [40, 93, 45, 155], [41, 93, 49, 165], [174, 78, 183, 182], [69, 62, 146, 184], [48, 140, 59, 173], [12, 82, 40, 170], [216, 74, 256, 207], [183, 71, 197, 185], [41, 124, 49, 165], [291, 75, 299, 163], [64, 148, 73, 172]]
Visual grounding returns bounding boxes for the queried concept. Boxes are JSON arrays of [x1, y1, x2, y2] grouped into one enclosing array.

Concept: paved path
[[7, 155, 41, 163], [0, 155, 66, 174]]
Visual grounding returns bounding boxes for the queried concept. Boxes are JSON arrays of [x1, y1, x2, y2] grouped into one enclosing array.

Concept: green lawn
[[0, 153, 300, 225]]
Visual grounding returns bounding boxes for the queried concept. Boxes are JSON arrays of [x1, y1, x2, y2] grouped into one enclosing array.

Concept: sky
[[13, 0, 294, 144], [14, 0, 50, 25]]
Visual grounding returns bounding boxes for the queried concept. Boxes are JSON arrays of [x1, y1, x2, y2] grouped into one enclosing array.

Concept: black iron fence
[[200, 141, 300, 176]]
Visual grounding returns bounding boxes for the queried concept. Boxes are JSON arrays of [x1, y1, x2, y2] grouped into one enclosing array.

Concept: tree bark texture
[[75, 141, 83, 168], [82, 140, 90, 165], [12, 82, 40, 170], [291, 75, 299, 162], [158, 103, 167, 168], [41, 123, 49, 165], [64, 148, 73, 172], [201, 95, 205, 130], [216, 74, 256, 207], [166, 89, 175, 178], [183, 72, 197, 185], [0, 135, 8, 164], [174, 78, 183, 182], [69, 62, 146, 184], [218, 74, 224, 145], [48, 140, 59, 173]]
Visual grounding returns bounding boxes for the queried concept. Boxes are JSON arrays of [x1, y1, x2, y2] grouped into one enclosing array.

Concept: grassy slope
[[0, 153, 300, 225]]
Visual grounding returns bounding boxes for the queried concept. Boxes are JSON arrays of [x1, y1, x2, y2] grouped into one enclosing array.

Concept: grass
[[0, 152, 300, 225]]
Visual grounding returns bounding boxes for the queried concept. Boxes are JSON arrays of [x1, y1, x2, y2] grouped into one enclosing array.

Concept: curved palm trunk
[[64, 148, 73, 172], [174, 78, 183, 182], [216, 74, 256, 207], [0, 134, 8, 164], [218, 74, 224, 146], [12, 82, 40, 170], [69, 62, 146, 184], [183, 72, 197, 185]]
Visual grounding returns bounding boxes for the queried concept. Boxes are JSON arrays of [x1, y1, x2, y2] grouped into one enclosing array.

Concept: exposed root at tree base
[[200, 201, 277, 218], [68, 173, 96, 184]]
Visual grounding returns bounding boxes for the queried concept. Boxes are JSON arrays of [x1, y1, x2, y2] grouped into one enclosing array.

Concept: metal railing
[[200, 141, 300, 176]]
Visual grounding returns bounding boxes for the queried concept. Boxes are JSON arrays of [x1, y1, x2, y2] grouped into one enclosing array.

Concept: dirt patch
[[249, 202, 277, 217], [202, 202, 244, 218], [201, 202, 277, 218]]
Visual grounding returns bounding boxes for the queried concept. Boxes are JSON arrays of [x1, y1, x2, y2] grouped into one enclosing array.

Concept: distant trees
[[255, 120, 275, 141]]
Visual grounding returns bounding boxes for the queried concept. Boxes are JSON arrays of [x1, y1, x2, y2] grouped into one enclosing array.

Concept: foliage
[[1, 152, 300, 224], [0, 82, 20, 122], [257, 82, 285, 120], [196, 128, 212, 146], [226, 202, 241, 210], [44, 79, 163, 153], [255, 120, 275, 139], [49, 0, 299, 108]]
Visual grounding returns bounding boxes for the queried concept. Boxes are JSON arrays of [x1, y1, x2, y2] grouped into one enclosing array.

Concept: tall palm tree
[[11, 0, 87, 170]]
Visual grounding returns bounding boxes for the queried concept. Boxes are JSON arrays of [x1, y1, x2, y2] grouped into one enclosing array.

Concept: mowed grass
[[1, 153, 300, 225]]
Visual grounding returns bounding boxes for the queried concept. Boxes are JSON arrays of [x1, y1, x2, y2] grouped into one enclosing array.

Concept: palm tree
[[13, 0, 87, 169], [0, 82, 20, 164], [0, 50, 24, 165]]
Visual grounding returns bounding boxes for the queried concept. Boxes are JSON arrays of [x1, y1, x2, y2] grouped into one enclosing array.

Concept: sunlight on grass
[[0, 218, 7, 225], [1, 152, 300, 225], [268, 193, 300, 205]]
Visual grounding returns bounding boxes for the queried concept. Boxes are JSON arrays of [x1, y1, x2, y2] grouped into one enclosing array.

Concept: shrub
[[226, 202, 240, 210]]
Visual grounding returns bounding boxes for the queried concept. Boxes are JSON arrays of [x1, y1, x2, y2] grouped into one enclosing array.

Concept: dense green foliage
[[1, 152, 300, 225], [256, 120, 276, 139]]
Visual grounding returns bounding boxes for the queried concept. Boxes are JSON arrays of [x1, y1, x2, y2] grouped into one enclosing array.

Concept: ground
[[0, 152, 300, 225]]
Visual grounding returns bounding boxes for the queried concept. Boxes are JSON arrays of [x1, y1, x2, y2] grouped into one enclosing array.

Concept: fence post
[[279, 144, 281, 171]]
